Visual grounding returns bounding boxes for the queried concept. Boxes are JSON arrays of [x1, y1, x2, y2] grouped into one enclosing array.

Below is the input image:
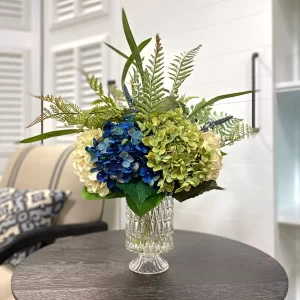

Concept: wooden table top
[[12, 230, 288, 300]]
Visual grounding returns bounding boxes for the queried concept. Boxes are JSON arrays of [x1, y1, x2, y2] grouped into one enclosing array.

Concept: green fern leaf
[[169, 45, 201, 96], [209, 111, 256, 147], [135, 34, 165, 119]]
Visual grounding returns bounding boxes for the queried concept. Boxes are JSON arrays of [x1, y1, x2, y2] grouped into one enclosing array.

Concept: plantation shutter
[[52, 38, 106, 143], [0, 0, 30, 30], [54, 49, 75, 103], [79, 42, 102, 109], [54, 0, 75, 22], [80, 0, 103, 14], [0, 50, 28, 169], [52, 0, 108, 28]]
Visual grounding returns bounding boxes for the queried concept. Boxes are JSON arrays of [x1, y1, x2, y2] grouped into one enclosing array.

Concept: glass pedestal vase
[[125, 196, 174, 274]]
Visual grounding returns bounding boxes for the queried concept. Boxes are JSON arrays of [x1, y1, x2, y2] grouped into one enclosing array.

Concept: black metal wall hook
[[252, 52, 259, 128]]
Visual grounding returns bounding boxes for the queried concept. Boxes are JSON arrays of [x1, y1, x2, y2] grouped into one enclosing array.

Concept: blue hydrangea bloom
[[86, 121, 160, 190]]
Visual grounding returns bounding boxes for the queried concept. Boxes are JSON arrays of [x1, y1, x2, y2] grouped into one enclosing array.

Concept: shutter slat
[[53, 48, 76, 143], [81, 0, 102, 13], [55, 0, 74, 21], [79, 43, 102, 108]]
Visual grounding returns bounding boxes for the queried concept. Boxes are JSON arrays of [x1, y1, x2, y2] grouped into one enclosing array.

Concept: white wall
[[118, 0, 274, 254], [0, 0, 41, 173]]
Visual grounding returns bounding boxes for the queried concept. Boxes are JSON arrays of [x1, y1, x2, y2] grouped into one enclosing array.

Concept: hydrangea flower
[[140, 108, 222, 193], [86, 121, 160, 190], [72, 129, 109, 196]]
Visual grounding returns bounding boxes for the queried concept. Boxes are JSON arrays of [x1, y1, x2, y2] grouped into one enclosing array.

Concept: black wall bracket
[[252, 52, 259, 128]]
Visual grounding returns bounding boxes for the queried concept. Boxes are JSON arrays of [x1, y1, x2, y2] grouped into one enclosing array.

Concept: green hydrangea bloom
[[139, 108, 218, 193]]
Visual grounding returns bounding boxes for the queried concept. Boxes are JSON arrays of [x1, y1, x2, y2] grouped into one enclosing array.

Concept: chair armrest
[[0, 221, 108, 265]]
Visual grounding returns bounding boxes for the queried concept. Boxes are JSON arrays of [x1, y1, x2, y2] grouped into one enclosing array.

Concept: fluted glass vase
[[125, 196, 174, 274]]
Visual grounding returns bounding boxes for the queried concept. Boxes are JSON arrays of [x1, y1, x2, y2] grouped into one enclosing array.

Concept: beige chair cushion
[[0, 264, 14, 300], [0, 145, 120, 229]]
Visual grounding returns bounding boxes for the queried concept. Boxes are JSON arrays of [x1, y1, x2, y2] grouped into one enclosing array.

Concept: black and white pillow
[[0, 188, 68, 266]]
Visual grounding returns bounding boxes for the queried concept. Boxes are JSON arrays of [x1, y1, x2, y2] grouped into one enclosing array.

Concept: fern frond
[[221, 122, 255, 147], [169, 45, 201, 96], [123, 84, 134, 108], [208, 111, 255, 147], [130, 67, 142, 101], [85, 74, 117, 108], [188, 98, 212, 124], [27, 94, 124, 130], [135, 34, 165, 120], [27, 95, 82, 128]]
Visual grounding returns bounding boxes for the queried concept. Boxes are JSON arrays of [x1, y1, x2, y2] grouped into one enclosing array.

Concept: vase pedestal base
[[129, 254, 169, 275]]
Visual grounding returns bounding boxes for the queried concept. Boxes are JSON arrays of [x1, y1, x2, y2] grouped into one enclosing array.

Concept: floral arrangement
[[21, 10, 257, 217]]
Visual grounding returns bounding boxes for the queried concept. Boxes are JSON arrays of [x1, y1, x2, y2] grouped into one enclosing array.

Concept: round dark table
[[12, 230, 288, 300]]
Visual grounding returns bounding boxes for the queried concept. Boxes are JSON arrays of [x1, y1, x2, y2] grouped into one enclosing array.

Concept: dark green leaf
[[116, 180, 157, 209], [122, 9, 144, 78], [81, 186, 124, 200], [126, 192, 164, 217], [105, 43, 129, 60], [174, 180, 224, 202], [188, 91, 252, 120], [19, 129, 79, 143], [121, 38, 152, 90]]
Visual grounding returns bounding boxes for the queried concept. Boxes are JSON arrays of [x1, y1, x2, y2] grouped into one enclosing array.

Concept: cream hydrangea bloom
[[72, 129, 109, 196], [203, 131, 223, 181]]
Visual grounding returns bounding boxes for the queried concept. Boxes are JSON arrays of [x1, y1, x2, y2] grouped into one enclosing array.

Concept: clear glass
[[125, 196, 174, 274]]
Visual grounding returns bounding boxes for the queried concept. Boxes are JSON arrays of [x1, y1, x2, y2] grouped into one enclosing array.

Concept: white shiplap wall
[[119, 0, 274, 255]]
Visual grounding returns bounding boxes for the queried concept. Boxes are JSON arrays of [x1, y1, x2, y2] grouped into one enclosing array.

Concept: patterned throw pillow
[[0, 188, 68, 266]]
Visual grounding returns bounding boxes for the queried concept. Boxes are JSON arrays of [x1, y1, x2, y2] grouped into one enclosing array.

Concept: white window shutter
[[54, 0, 75, 22], [52, 0, 108, 29], [79, 42, 102, 109], [54, 49, 75, 103], [0, 0, 30, 30], [52, 37, 107, 143], [80, 0, 102, 14], [53, 48, 76, 143], [0, 50, 27, 157]]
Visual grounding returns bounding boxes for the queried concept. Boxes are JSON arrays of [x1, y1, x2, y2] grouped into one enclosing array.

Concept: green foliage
[[173, 180, 224, 202], [121, 38, 152, 91], [27, 95, 82, 128], [122, 9, 144, 79], [104, 43, 129, 60], [169, 45, 201, 96], [20, 129, 79, 143], [27, 94, 124, 131], [116, 180, 157, 210], [220, 122, 257, 147], [207, 111, 257, 147], [154, 95, 180, 114], [178, 95, 199, 104], [188, 98, 213, 124], [188, 91, 252, 121], [126, 192, 164, 217], [81, 186, 124, 200], [85, 74, 117, 108], [130, 67, 142, 100], [136, 34, 166, 120]]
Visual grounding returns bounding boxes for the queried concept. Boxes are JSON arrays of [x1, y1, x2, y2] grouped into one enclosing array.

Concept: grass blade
[[188, 91, 252, 120], [121, 38, 152, 89], [105, 43, 129, 60], [20, 129, 79, 143], [122, 9, 144, 78]]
